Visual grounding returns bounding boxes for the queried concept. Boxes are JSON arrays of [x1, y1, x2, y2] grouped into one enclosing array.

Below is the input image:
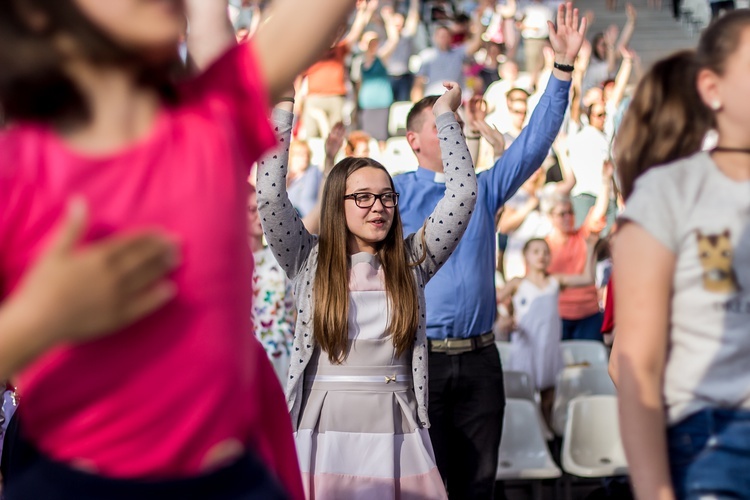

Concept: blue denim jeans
[[668, 408, 750, 499], [562, 311, 604, 341]]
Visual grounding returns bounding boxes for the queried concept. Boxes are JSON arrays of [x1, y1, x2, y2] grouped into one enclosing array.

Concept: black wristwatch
[[553, 62, 575, 73]]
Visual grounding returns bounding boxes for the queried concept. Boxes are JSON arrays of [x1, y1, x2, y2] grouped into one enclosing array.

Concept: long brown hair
[[614, 10, 750, 199], [613, 51, 710, 199], [314, 157, 422, 364]]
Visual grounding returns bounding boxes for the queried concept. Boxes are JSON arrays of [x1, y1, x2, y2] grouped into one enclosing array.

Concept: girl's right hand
[[13, 199, 179, 346], [433, 81, 463, 116]]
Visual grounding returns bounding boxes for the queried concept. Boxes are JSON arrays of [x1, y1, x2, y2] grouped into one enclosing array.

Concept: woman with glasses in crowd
[[544, 160, 613, 340], [256, 81, 476, 499]]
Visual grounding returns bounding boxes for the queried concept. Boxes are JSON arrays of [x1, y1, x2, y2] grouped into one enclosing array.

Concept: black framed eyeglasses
[[343, 192, 400, 208]]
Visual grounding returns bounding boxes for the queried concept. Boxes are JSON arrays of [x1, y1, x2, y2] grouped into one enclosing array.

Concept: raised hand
[[604, 24, 619, 47], [626, 3, 638, 21], [467, 95, 488, 123], [584, 9, 596, 26], [578, 38, 592, 62], [548, 2, 588, 65], [433, 81, 463, 116], [325, 122, 347, 169], [380, 4, 394, 21], [472, 119, 506, 158], [365, 0, 379, 14]]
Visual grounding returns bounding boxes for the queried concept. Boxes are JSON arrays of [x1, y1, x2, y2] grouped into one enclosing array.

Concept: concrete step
[[571, 0, 699, 68]]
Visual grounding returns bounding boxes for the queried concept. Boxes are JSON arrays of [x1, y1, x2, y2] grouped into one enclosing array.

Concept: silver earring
[[711, 100, 722, 111]]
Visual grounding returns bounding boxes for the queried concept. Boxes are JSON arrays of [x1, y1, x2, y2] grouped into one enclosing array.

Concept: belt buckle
[[445, 339, 473, 355]]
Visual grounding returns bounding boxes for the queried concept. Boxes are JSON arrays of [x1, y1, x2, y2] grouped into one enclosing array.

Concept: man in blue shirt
[[393, 6, 587, 497]]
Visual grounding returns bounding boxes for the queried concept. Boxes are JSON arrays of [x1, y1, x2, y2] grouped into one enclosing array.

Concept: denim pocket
[[667, 417, 711, 474]]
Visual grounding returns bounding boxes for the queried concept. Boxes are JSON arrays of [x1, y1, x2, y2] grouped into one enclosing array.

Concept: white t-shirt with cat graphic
[[622, 151, 750, 426]]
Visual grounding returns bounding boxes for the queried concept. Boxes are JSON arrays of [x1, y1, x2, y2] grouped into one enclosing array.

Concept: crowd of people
[[0, 0, 748, 499]]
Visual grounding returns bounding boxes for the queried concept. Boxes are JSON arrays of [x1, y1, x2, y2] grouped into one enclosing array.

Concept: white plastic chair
[[496, 399, 562, 481], [495, 341, 512, 368], [367, 138, 382, 162], [560, 340, 609, 368], [504, 371, 554, 441], [562, 395, 628, 477], [551, 366, 616, 436], [381, 137, 419, 174], [387, 101, 413, 137], [503, 371, 535, 401]]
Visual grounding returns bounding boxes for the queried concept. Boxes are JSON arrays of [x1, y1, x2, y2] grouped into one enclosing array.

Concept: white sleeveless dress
[[507, 278, 565, 390]]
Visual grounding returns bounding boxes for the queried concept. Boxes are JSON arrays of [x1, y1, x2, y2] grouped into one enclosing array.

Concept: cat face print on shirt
[[697, 229, 741, 294]]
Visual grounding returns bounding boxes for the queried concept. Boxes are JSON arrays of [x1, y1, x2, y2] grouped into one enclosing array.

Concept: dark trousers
[[390, 74, 414, 103], [562, 311, 604, 341], [3, 418, 288, 500], [428, 343, 506, 499]]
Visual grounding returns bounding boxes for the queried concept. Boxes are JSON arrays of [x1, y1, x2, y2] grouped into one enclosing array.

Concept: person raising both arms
[[393, 4, 586, 497], [256, 81, 475, 499]]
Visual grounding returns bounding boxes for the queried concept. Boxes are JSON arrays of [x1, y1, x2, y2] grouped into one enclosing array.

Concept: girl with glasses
[[543, 160, 613, 341], [257, 82, 476, 499]]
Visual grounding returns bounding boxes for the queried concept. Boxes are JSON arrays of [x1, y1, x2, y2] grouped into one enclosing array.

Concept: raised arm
[[484, 2, 586, 212], [379, 6, 402, 63], [465, 10, 486, 57], [254, 0, 358, 101], [589, 160, 614, 224], [256, 102, 316, 279], [617, 3, 637, 53], [610, 47, 634, 107], [403, 0, 421, 37], [552, 136, 577, 195], [570, 39, 590, 126], [411, 73, 426, 103], [498, 194, 539, 233], [186, 0, 358, 101], [603, 25, 619, 76], [185, 0, 237, 70], [343, 0, 379, 48], [407, 83, 478, 282], [555, 237, 596, 288], [302, 123, 346, 234]]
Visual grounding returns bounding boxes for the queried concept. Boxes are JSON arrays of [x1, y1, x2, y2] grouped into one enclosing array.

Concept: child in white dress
[[497, 237, 596, 421]]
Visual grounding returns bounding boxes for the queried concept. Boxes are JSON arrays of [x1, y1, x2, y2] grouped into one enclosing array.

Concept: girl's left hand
[[433, 81, 463, 116]]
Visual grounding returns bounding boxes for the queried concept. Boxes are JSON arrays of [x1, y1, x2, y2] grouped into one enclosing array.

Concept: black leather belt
[[428, 332, 495, 355]]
